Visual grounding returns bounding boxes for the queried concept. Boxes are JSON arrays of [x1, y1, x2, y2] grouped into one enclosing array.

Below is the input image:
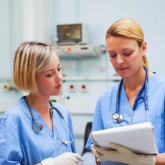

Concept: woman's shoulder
[[1, 96, 27, 127], [149, 73, 165, 87], [3, 96, 26, 114], [99, 82, 119, 100]]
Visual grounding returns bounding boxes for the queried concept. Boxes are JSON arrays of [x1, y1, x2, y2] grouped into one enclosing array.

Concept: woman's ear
[[141, 41, 147, 56]]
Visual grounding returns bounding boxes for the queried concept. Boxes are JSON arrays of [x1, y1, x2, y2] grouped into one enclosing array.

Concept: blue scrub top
[[86, 73, 165, 165], [0, 96, 76, 165]]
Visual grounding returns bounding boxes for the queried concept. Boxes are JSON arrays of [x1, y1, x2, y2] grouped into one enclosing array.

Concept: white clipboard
[[90, 122, 158, 154]]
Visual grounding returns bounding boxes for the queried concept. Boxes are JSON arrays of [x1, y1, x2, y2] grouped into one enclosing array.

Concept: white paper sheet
[[91, 122, 158, 154]]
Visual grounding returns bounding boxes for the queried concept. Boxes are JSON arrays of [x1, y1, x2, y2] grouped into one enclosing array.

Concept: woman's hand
[[91, 142, 156, 165], [41, 152, 83, 165]]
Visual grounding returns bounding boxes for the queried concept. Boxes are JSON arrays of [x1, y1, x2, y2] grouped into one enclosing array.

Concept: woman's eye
[[123, 53, 132, 56], [46, 74, 53, 77], [58, 68, 62, 72], [123, 50, 134, 56], [110, 53, 117, 58], [108, 51, 116, 58]]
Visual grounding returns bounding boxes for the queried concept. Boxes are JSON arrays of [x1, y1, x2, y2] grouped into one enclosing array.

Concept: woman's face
[[36, 56, 62, 96], [106, 36, 146, 79]]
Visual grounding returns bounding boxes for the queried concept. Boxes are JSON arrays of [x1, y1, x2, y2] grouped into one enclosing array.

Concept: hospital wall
[[0, 0, 165, 154]]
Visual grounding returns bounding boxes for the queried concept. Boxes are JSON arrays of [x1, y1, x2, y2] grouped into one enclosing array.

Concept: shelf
[[63, 76, 121, 81]]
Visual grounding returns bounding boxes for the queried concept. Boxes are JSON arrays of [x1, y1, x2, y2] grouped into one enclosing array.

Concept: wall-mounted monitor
[[57, 23, 88, 45]]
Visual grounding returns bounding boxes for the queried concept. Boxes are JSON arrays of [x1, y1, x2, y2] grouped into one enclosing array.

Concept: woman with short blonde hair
[[0, 41, 83, 165], [13, 42, 55, 93]]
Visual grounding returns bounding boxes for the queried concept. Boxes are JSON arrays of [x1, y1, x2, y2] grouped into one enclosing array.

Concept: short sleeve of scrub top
[[0, 96, 76, 165]]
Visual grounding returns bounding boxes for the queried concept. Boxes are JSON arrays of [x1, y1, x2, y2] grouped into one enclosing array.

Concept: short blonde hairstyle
[[106, 18, 149, 70], [13, 41, 57, 93]]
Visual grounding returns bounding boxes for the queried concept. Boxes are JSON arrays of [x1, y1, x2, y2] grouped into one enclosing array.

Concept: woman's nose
[[55, 72, 62, 82], [116, 54, 124, 64]]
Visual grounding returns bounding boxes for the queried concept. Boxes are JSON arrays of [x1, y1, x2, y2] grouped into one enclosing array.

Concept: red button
[[67, 48, 72, 51]]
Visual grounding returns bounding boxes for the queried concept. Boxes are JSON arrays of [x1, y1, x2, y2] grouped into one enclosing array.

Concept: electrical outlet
[[3, 84, 18, 92], [68, 84, 76, 92], [80, 84, 87, 92], [3, 84, 9, 91]]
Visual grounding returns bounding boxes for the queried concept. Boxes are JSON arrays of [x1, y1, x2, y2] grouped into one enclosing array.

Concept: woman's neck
[[27, 94, 50, 114], [123, 67, 147, 108], [123, 67, 146, 91]]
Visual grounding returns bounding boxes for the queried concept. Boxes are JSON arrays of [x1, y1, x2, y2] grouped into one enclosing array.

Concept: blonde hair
[[106, 18, 149, 70], [13, 41, 57, 93]]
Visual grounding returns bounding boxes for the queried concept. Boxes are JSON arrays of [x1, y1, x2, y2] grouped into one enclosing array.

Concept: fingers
[[91, 146, 107, 161], [91, 145, 107, 154], [72, 156, 80, 163], [91, 148, 104, 160], [74, 153, 84, 162], [110, 142, 132, 154], [96, 158, 101, 162], [64, 152, 84, 163]]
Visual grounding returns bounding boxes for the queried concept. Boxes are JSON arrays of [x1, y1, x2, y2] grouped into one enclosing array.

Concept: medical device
[[112, 66, 149, 124], [57, 23, 88, 45], [91, 122, 158, 154], [54, 23, 105, 57], [54, 44, 104, 57], [24, 96, 73, 145]]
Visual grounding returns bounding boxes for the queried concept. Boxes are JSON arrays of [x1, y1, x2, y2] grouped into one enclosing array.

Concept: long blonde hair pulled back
[[106, 18, 149, 70]]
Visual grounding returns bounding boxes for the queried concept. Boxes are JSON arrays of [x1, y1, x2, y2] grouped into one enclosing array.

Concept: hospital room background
[[0, 0, 165, 154]]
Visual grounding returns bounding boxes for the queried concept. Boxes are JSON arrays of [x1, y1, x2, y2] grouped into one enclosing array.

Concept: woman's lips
[[56, 84, 62, 89], [118, 67, 128, 72]]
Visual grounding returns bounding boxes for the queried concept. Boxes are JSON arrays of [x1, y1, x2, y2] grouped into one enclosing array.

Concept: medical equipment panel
[[57, 23, 88, 45], [55, 23, 105, 57], [54, 44, 104, 57]]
